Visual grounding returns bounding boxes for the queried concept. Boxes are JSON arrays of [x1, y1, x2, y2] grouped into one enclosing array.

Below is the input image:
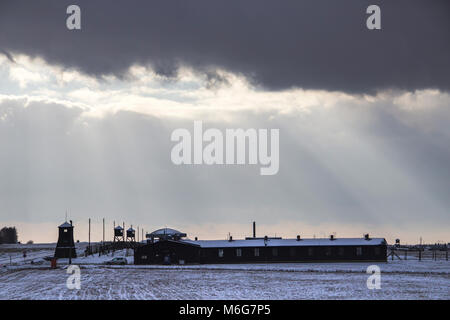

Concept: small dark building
[[135, 228, 387, 265], [127, 227, 136, 242], [114, 225, 124, 242], [54, 221, 77, 258], [138, 239, 200, 265]]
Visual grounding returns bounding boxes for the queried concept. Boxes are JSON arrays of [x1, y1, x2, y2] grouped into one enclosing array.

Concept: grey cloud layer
[[1, 97, 449, 232], [1, 0, 449, 93]]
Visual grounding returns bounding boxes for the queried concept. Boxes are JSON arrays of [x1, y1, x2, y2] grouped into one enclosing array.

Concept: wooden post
[[419, 249, 421, 261], [69, 243, 72, 265], [88, 218, 91, 255]]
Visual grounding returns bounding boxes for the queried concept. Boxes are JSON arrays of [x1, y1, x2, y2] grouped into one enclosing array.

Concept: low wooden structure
[[135, 228, 387, 265]]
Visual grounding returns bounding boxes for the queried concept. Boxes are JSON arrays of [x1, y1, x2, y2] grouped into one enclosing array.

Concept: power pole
[[88, 218, 91, 254], [103, 218, 105, 245]]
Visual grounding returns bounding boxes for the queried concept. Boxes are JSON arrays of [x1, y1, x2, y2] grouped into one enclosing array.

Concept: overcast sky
[[0, 1, 449, 244]]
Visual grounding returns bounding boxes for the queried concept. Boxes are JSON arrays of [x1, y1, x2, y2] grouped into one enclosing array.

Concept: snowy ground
[[0, 255, 448, 299], [0, 243, 55, 265], [0, 243, 91, 265]]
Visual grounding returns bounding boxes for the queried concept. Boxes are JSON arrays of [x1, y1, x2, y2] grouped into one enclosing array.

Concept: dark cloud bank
[[1, 0, 449, 93]]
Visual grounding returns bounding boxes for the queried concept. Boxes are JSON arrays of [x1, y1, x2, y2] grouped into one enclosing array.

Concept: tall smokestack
[[253, 221, 256, 238]]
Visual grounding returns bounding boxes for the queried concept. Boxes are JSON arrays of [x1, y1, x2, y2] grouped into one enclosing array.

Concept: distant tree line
[[0, 227, 18, 244]]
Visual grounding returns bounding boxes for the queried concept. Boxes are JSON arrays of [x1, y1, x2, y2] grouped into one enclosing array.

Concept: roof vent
[[364, 234, 370, 240], [296, 235, 301, 241]]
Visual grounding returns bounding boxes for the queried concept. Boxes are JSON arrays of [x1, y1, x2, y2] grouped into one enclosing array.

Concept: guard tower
[[126, 227, 136, 242], [114, 225, 124, 243], [145, 228, 187, 243], [54, 221, 77, 258]]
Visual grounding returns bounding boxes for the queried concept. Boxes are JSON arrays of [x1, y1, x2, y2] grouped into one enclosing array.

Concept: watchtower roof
[[58, 221, 72, 228]]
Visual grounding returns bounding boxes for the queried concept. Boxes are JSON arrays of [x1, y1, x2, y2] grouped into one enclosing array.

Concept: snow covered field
[[0, 243, 91, 266], [0, 258, 448, 299]]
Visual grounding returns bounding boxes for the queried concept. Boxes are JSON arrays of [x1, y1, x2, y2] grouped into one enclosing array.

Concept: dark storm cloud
[[0, 0, 449, 93], [0, 50, 15, 63]]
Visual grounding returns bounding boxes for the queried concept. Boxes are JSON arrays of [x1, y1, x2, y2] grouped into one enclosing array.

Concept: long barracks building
[[134, 227, 387, 265]]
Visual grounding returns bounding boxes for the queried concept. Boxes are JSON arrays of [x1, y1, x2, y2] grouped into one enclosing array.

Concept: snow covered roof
[[114, 226, 123, 230], [127, 228, 135, 232], [58, 222, 72, 228], [182, 237, 386, 248], [149, 228, 186, 238]]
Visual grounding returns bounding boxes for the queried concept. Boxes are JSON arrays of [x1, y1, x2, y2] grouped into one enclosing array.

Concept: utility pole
[[69, 243, 72, 265], [88, 218, 91, 254], [103, 218, 105, 245]]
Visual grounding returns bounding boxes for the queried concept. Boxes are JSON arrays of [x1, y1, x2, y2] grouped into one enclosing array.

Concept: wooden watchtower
[[54, 221, 77, 258], [114, 225, 124, 243], [127, 227, 136, 243]]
